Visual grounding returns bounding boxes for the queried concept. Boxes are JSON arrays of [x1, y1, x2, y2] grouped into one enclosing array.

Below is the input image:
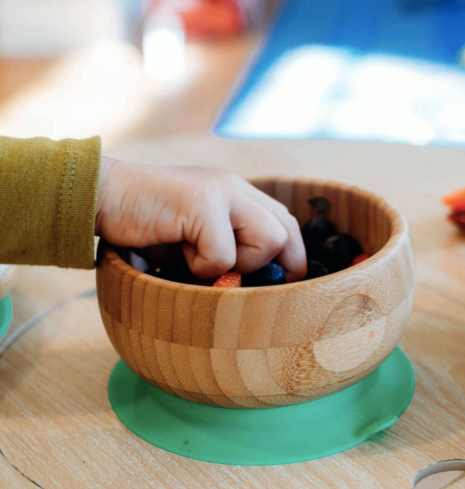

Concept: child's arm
[[0, 136, 100, 269], [0, 136, 307, 282]]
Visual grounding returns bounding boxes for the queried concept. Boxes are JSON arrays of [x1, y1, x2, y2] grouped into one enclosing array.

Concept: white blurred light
[[143, 25, 185, 82], [223, 46, 465, 145], [226, 45, 350, 137]]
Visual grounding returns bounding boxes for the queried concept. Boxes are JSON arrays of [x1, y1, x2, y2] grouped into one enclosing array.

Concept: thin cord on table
[[443, 471, 465, 488], [0, 288, 97, 358]]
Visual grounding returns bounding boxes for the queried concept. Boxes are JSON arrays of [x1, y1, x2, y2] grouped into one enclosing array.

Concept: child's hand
[[96, 157, 307, 282]]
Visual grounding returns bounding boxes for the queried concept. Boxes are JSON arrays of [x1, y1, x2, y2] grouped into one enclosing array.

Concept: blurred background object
[[2, 0, 465, 151], [0, 0, 268, 151], [140, 0, 265, 82], [0, 0, 125, 56], [146, 0, 248, 40], [216, 0, 465, 146]]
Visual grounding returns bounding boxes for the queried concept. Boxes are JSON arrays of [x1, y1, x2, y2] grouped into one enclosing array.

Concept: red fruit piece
[[443, 188, 465, 212], [212, 272, 241, 288], [449, 210, 465, 231], [351, 253, 370, 266]]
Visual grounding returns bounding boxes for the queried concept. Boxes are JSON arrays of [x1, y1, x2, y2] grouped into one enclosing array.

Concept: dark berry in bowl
[[301, 217, 337, 259], [147, 259, 194, 284], [308, 196, 331, 215], [305, 260, 329, 280], [320, 234, 363, 273], [242, 263, 287, 287]]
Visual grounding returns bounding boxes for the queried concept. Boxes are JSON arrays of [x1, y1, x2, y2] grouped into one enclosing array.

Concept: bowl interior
[[251, 178, 393, 257], [121, 178, 397, 278]]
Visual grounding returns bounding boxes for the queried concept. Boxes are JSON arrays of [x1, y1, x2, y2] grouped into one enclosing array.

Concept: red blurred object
[[443, 187, 465, 212], [150, 0, 245, 39], [351, 254, 370, 266], [212, 271, 242, 288], [181, 0, 244, 38], [442, 187, 465, 231], [449, 210, 465, 231]]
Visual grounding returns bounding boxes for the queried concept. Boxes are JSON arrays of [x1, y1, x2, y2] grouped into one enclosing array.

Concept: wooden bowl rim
[[98, 178, 408, 294]]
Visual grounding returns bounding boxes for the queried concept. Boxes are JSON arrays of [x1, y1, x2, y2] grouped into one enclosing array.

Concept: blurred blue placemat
[[215, 0, 465, 145]]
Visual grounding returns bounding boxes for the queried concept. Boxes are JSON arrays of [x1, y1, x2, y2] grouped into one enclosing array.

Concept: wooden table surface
[[1, 137, 465, 489]]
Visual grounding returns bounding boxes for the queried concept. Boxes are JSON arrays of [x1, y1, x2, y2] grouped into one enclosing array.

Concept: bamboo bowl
[[96, 178, 414, 409]]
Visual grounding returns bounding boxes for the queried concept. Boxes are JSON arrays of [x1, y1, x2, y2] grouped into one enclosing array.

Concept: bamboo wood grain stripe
[[106, 284, 414, 349], [130, 277, 146, 333]]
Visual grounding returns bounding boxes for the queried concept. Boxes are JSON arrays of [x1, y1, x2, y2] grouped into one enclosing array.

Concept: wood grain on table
[[1, 138, 465, 488]]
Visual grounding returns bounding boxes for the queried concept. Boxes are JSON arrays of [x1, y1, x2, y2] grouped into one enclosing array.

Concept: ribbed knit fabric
[[0, 136, 101, 269]]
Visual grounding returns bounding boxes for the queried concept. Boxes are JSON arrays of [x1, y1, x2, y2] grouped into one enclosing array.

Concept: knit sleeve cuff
[[56, 137, 101, 269]]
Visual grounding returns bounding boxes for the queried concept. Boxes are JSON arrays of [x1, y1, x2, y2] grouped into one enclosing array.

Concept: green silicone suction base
[[109, 348, 414, 466], [0, 296, 12, 342]]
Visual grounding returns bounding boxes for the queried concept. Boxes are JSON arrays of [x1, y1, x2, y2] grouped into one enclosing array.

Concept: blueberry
[[308, 197, 331, 214], [320, 234, 363, 273], [301, 217, 337, 260], [305, 260, 329, 280], [147, 259, 194, 284], [242, 263, 287, 287]]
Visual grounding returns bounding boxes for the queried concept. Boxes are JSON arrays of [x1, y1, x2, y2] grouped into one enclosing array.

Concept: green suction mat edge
[[109, 347, 414, 466], [0, 296, 12, 342]]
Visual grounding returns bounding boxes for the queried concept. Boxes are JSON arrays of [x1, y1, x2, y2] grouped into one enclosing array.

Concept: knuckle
[[265, 228, 288, 253], [211, 168, 235, 183], [210, 254, 236, 273], [228, 173, 243, 184], [286, 214, 300, 230], [222, 171, 244, 188], [276, 202, 290, 214]]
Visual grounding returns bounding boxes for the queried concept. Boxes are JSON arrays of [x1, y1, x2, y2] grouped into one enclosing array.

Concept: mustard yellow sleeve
[[0, 136, 101, 269]]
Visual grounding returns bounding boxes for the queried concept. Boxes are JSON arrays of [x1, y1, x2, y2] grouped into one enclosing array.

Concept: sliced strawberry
[[351, 253, 370, 266], [213, 272, 241, 288], [443, 188, 465, 211]]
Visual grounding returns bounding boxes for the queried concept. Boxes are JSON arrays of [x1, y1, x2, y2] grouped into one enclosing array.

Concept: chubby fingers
[[183, 201, 236, 279], [230, 199, 289, 275], [183, 185, 307, 283], [236, 183, 307, 283]]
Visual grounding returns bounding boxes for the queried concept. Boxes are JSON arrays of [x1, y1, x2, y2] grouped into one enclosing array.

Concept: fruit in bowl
[[131, 196, 371, 288], [96, 178, 414, 408]]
